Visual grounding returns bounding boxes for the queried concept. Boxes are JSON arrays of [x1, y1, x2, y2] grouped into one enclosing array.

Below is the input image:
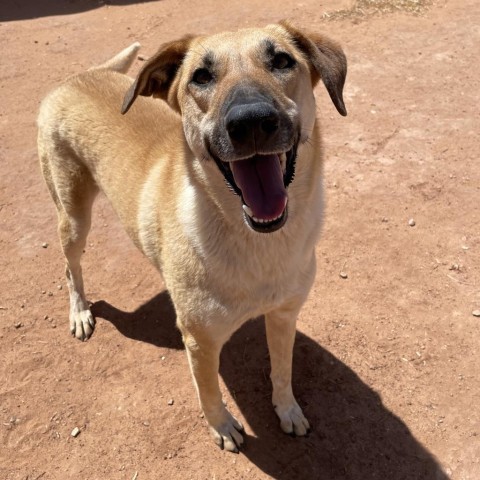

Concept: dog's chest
[[169, 237, 316, 326], [175, 194, 318, 319]]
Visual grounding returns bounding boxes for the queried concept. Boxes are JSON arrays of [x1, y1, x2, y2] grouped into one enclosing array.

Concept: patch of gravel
[[323, 0, 432, 21]]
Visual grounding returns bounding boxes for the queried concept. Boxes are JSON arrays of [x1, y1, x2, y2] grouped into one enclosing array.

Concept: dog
[[37, 22, 347, 452]]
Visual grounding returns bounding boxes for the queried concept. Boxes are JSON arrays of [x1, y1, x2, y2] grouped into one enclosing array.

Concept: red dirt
[[1, 1, 479, 478]]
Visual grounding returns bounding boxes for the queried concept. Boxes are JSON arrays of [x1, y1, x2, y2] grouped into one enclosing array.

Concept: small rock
[[472, 310, 480, 317], [42, 242, 48, 248], [381, 217, 389, 223], [44, 315, 49, 320], [143, 421, 150, 426], [57, 285, 62, 290], [167, 399, 174, 406], [161, 356, 166, 361], [138, 54, 147, 61], [71, 427, 81, 437], [14, 322, 23, 329], [339, 272, 348, 279], [408, 218, 416, 227], [48, 292, 53, 297]]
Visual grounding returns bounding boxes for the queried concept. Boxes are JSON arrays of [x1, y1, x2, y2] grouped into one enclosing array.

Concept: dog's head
[[122, 23, 347, 233]]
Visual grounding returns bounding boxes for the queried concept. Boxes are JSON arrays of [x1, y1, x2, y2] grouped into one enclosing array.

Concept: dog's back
[[37, 43, 185, 245]]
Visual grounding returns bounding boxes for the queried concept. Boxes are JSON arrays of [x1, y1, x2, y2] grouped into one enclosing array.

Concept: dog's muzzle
[[208, 86, 298, 233]]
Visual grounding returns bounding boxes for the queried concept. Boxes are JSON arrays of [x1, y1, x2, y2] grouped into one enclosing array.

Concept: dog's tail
[[89, 42, 141, 74]]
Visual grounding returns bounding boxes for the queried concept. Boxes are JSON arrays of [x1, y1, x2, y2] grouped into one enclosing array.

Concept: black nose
[[225, 102, 280, 144]]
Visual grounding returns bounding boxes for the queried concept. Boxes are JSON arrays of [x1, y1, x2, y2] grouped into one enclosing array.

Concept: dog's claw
[[275, 400, 310, 437], [70, 309, 95, 341], [209, 410, 244, 453]]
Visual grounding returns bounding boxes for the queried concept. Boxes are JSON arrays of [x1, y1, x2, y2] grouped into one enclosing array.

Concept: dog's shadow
[[92, 292, 448, 480]]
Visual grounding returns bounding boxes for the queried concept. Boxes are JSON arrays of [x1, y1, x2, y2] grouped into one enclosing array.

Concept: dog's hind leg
[[39, 140, 98, 341]]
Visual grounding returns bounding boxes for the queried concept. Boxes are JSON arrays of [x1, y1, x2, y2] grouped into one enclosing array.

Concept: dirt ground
[[1, 0, 479, 478]]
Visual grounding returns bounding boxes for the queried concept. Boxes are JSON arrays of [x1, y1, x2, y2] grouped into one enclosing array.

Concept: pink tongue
[[230, 154, 287, 220]]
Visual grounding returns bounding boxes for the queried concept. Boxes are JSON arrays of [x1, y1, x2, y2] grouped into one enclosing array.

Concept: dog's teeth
[[248, 209, 287, 226], [250, 213, 285, 225], [242, 204, 253, 218]]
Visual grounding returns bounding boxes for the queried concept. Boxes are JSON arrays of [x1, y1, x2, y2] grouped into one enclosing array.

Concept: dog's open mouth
[[212, 144, 298, 233]]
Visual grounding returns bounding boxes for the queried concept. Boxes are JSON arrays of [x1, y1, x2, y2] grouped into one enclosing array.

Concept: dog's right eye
[[191, 68, 213, 86], [271, 52, 296, 71]]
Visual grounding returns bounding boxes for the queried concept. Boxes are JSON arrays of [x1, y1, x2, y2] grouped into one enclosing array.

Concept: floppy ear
[[121, 35, 194, 114], [279, 21, 347, 116]]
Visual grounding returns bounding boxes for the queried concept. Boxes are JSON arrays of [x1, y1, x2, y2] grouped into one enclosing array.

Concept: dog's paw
[[208, 410, 244, 453], [274, 400, 310, 436], [69, 309, 95, 341]]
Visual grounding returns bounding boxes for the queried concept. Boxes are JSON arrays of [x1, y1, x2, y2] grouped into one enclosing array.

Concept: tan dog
[[37, 23, 347, 452]]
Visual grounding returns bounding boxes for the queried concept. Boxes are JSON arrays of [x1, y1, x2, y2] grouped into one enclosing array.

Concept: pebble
[[167, 399, 174, 406], [71, 427, 81, 437], [143, 421, 150, 426], [57, 285, 62, 290], [14, 322, 23, 329], [472, 310, 480, 317], [408, 218, 416, 227], [42, 242, 48, 248], [339, 272, 348, 279]]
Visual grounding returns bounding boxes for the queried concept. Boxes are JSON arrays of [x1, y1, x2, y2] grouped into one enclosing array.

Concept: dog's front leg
[[265, 304, 310, 436], [179, 323, 244, 452]]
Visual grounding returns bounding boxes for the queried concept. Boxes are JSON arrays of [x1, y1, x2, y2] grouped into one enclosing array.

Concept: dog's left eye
[[271, 52, 296, 70], [192, 68, 213, 85]]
